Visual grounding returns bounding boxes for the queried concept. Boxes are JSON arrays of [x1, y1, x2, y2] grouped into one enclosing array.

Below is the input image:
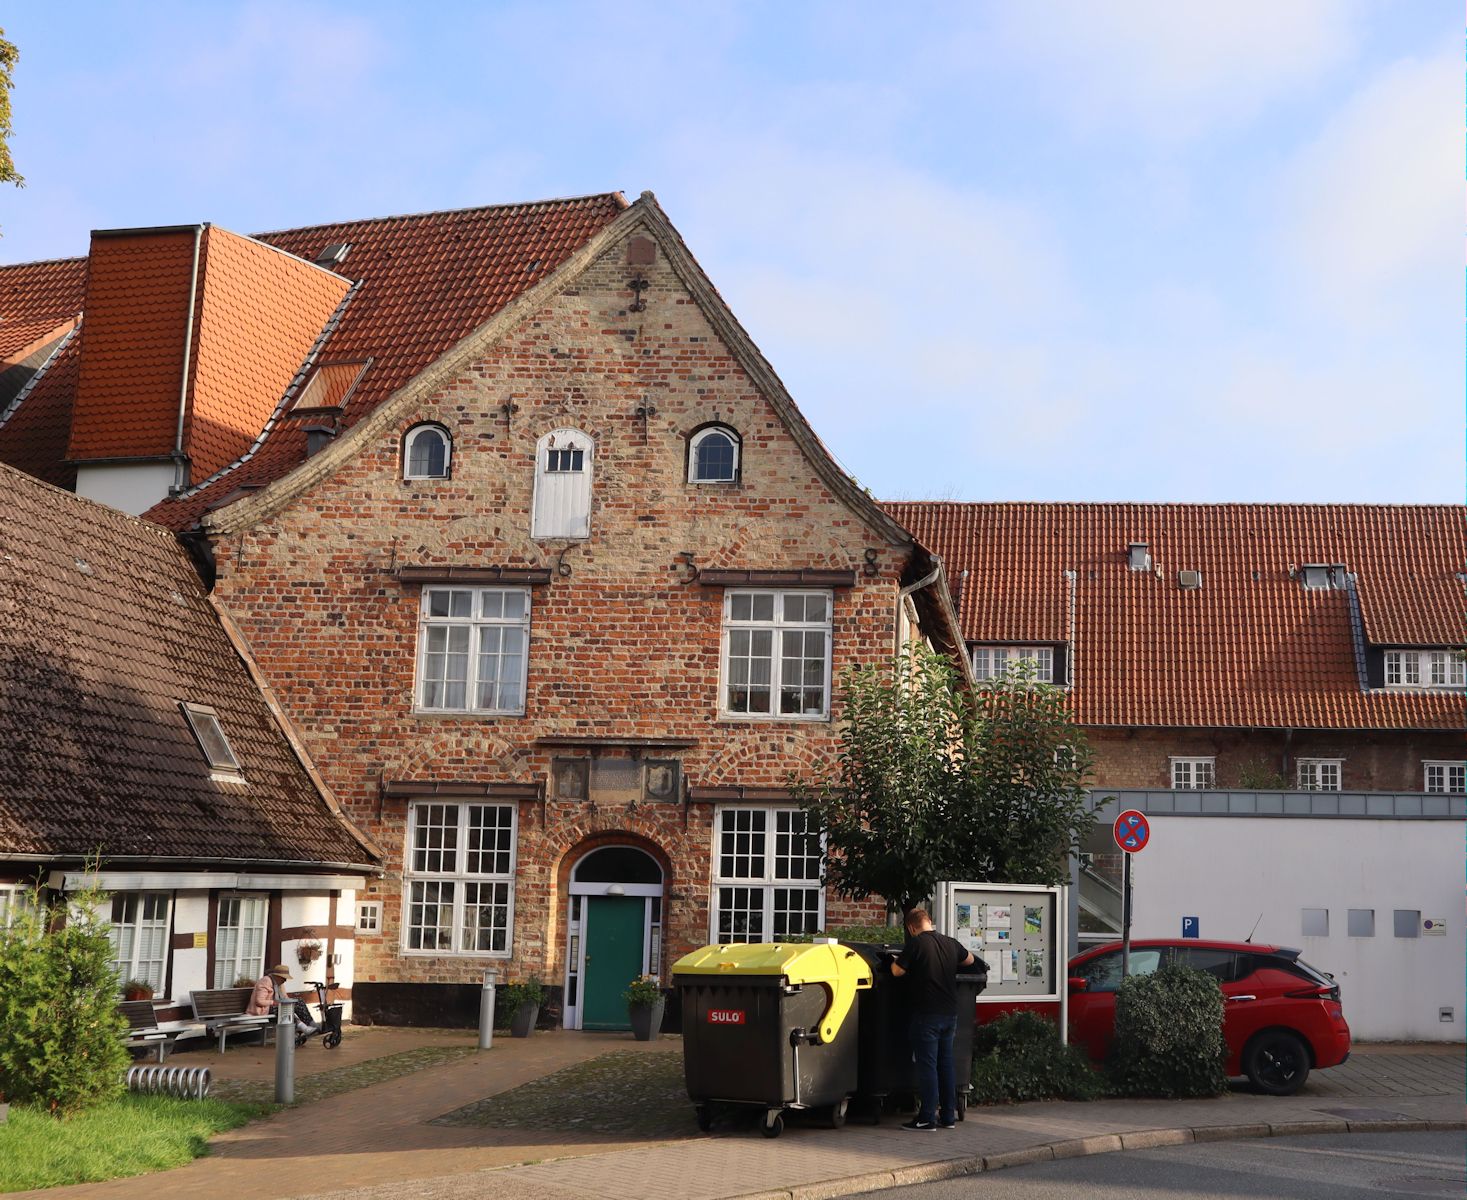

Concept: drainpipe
[[169, 224, 205, 494]]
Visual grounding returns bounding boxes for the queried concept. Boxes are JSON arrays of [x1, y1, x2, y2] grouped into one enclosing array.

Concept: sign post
[[1112, 809, 1150, 979]]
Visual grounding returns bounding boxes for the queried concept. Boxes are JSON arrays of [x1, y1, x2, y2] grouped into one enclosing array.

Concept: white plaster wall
[[1131, 817, 1463, 1041], [74, 462, 175, 515], [169, 891, 210, 1000]]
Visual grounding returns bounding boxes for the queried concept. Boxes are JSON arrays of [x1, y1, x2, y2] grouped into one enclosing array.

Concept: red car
[[1067, 939, 1351, 1095]]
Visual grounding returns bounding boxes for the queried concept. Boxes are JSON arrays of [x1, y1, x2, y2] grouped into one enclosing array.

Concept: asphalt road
[[853, 1131, 1465, 1199]]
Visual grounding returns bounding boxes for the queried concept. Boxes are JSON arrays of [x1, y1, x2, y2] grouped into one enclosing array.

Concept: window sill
[[717, 713, 831, 725], [412, 709, 526, 720], [398, 948, 513, 959]]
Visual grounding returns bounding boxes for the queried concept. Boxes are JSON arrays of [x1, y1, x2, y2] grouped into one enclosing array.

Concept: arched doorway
[[562, 844, 664, 1031]]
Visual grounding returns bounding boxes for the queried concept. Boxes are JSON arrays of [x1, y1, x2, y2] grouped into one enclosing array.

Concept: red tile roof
[[0, 257, 85, 362], [886, 502, 1467, 731], [0, 194, 627, 522], [0, 461, 376, 865]]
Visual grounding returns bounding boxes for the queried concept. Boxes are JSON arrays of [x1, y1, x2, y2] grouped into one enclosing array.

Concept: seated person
[[248, 964, 318, 1036]]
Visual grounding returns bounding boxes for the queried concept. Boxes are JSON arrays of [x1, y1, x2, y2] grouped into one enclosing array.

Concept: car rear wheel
[[1245, 1030, 1311, 1095]]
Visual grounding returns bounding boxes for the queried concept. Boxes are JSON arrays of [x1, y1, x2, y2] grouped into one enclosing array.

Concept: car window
[[1175, 948, 1237, 982], [1073, 948, 1163, 992]]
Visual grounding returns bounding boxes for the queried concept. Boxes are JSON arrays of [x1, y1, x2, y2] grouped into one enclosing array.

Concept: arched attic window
[[531, 428, 594, 538], [688, 424, 740, 484], [403, 424, 451, 479]]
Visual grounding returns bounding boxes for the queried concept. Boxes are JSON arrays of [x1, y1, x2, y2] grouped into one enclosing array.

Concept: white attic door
[[531, 427, 594, 539]]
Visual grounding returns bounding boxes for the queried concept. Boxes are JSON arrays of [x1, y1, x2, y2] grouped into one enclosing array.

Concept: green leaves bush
[[784, 924, 905, 947], [1106, 964, 1227, 1098], [970, 1011, 1100, 1103], [0, 889, 129, 1115]]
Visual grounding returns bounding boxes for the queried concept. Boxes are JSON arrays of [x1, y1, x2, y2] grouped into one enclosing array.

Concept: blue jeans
[[908, 1012, 957, 1124]]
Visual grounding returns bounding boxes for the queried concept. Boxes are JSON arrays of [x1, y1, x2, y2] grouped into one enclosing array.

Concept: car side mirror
[[1067, 976, 1088, 994]]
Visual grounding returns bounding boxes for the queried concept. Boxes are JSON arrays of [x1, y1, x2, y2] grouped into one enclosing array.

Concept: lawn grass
[[0, 1094, 269, 1192], [434, 1048, 693, 1137]]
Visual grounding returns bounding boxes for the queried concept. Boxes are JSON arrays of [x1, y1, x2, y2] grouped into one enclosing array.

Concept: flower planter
[[509, 1002, 539, 1038], [628, 996, 665, 1042]]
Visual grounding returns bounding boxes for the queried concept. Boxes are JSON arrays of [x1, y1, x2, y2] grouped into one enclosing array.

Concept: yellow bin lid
[[672, 941, 873, 1044]]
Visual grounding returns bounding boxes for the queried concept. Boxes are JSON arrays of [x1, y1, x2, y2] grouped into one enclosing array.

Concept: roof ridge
[[884, 499, 1467, 512], [0, 253, 88, 271], [249, 191, 629, 240], [0, 459, 180, 544]]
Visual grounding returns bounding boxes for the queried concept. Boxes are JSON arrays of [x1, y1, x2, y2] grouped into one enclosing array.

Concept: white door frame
[[561, 848, 664, 1031]]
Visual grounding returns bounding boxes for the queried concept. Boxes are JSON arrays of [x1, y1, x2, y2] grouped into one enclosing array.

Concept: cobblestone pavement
[[13, 1037, 1462, 1200]]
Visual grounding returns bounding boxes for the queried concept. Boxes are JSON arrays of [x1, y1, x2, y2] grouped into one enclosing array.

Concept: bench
[[190, 987, 275, 1052], [119, 999, 183, 1063]]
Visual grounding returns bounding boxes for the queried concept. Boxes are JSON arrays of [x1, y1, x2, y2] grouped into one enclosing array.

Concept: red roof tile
[[0, 194, 627, 522], [0, 257, 85, 361], [886, 502, 1467, 731]]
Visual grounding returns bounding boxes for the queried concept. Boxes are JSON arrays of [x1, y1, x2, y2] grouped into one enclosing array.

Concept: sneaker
[[937, 1119, 957, 1129], [901, 1119, 938, 1132]]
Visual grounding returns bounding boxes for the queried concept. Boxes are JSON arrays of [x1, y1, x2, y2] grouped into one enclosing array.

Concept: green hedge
[[0, 890, 130, 1115], [1106, 964, 1228, 1098], [783, 924, 905, 947], [971, 1011, 1100, 1103]]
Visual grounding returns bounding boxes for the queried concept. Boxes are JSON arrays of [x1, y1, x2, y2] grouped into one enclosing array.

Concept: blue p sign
[[1182, 917, 1200, 939]]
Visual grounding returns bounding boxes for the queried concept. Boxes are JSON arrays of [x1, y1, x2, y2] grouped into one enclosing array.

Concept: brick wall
[[1088, 726, 1464, 792], [210, 225, 897, 1000]]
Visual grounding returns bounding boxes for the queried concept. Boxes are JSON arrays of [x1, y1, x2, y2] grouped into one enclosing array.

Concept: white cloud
[[1272, 46, 1459, 329], [982, 0, 1362, 141]]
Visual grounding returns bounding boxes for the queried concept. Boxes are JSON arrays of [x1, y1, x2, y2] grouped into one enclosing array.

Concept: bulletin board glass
[[934, 882, 1066, 1004]]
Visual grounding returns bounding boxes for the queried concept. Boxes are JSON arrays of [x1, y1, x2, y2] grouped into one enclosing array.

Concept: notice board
[[934, 881, 1068, 1008]]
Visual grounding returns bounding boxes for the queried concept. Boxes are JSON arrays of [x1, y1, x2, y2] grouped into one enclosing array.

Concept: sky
[[1, 1, 1459, 504]]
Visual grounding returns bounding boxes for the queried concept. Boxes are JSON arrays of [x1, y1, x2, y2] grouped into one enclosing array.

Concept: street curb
[[724, 1118, 1467, 1200]]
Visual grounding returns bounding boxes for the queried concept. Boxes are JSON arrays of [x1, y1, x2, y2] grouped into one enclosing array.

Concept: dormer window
[[180, 702, 242, 775], [531, 428, 593, 539], [1384, 650, 1465, 689], [1299, 563, 1346, 590], [973, 645, 1055, 684], [689, 425, 741, 483], [404, 424, 451, 480]]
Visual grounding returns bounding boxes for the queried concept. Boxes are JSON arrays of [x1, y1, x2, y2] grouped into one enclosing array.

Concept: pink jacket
[[246, 975, 279, 1016]]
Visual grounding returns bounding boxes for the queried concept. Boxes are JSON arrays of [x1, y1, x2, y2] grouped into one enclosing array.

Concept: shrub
[[970, 1011, 1100, 1103], [622, 975, 662, 1006], [500, 979, 545, 1013], [0, 888, 130, 1115], [1106, 964, 1228, 1098], [785, 924, 905, 947]]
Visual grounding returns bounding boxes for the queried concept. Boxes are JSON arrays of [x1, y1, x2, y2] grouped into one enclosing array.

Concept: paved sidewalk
[[13, 1038, 1463, 1200]]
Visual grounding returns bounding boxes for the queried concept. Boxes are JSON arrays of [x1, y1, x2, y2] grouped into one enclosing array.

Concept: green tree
[[798, 642, 1099, 913], [0, 884, 128, 1115], [0, 29, 22, 189]]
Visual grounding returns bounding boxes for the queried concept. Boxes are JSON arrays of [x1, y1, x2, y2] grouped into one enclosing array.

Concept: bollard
[[479, 970, 498, 1051], [275, 1001, 295, 1103]]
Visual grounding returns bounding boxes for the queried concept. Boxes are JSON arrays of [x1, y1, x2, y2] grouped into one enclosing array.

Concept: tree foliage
[[797, 642, 1099, 913], [0, 29, 22, 189], [0, 885, 129, 1115]]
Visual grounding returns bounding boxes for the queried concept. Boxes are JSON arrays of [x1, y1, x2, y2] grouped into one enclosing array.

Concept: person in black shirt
[[891, 907, 975, 1130]]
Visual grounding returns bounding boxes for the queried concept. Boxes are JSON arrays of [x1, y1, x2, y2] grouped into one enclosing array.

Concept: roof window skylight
[[180, 702, 242, 774]]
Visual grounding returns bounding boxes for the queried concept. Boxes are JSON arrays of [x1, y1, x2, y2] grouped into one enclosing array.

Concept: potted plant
[[121, 979, 154, 1002], [623, 974, 665, 1041], [502, 978, 545, 1037], [296, 934, 324, 968]]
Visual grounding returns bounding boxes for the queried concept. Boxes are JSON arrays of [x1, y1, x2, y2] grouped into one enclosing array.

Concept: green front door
[[581, 896, 646, 1030]]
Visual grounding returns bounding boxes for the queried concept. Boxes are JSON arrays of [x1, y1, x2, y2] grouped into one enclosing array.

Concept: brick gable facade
[[205, 213, 928, 1017]]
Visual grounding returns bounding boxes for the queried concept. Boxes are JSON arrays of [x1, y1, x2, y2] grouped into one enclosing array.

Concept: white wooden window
[[711, 807, 824, 943], [721, 590, 832, 719], [108, 892, 171, 994], [403, 802, 516, 956], [689, 425, 740, 483], [357, 901, 383, 933], [0, 887, 29, 929], [1424, 761, 1466, 794], [1170, 757, 1215, 790], [531, 427, 593, 538], [416, 587, 530, 714], [403, 425, 451, 479], [1296, 759, 1342, 792], [972, 645, 1053, 683], [1385, 650, 1465, 689], [213, 893, 268, 987]]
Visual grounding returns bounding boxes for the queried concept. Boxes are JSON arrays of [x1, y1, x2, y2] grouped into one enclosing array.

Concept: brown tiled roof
[[0, 257, 85, 361], [0, 194, 627, 522], [886, 502, 1467, 730], [0, 461, 376, 866]]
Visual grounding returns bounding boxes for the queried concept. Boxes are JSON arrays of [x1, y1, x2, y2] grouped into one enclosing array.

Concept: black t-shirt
[[895, 930, 971, 1016]]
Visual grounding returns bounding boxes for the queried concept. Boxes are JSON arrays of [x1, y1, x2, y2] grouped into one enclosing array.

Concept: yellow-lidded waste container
[[672, 940, 873, 1137]]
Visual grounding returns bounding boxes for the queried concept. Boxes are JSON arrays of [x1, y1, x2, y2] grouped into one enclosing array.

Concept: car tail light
[[1286, 983, 1340, 1003]]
